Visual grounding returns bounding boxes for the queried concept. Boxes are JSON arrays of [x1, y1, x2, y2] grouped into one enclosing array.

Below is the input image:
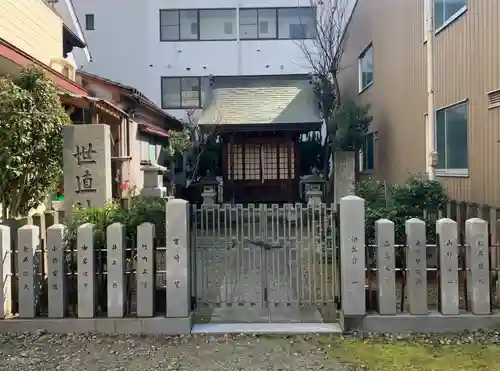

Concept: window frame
[[358, 43, 373, 93], [85, 14, 95, 31], [277, 7, 317, 40], [159, 9, 200, 41], [360, 132, 375, 173], [434, 100, 469, 177], [199, 8, 237, 41], [434, 0, 467, 34], [238, 6, 316, 40], [239, 8, 279, 40], [160, 76, 202, 109], [160, 8, 238, 41]]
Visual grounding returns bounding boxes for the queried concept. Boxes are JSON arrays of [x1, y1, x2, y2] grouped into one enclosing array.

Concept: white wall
[[70, 0, 325, 118]]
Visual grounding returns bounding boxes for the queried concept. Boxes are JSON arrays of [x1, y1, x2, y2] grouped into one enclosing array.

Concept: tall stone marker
[[465, 218, 491, 314], [339, 196, 366, 316], [165, 199, 190, 318], [437, 218, 459, 315], [63, 124, 112, 211], [406, 218, 428, 315]]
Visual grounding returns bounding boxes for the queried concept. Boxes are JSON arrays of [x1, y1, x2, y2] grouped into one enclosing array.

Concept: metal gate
[[190, 203, 338, 323]]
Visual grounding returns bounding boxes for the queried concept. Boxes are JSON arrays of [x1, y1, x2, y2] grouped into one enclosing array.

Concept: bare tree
[[181, 108, 222, 186], [296, 0, 350, 179]]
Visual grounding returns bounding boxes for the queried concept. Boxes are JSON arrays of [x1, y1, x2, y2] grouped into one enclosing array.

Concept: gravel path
[[0, 332, 345, 371]]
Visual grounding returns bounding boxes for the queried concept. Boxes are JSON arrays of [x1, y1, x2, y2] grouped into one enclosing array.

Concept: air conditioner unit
[[49, 57, 76, 80]]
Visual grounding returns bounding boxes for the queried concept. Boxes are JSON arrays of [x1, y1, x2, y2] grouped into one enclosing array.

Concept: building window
[[85, 14, 94, 31], [436, 101, 468, 174], [199, 9, 237, 40], [358, 44, 373, 92], [435, 0, 467, 30], [160, 10, 199, 41], [239, 7, 315, 40], [239, 8, 278, 39], [361, 133, 375, 172], [161, 77, 201, 109], [278, 8, 316, 39]]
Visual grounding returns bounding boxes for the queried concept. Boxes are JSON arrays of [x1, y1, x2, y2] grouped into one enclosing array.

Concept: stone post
[[375, 219, 396, 315], [47, 224, 66, 318], [339, 196, 366, 326], [0, 225, 12, 318], [437, 218, 459, 315], [405, 218, 428, 315], [466, 218, 491, 314], [137, 222, 155, 317], [165, 199, 190, 318], [107, 223, 126, 317], [17, 225, 40, 318], [63, 124, 112, 211], [77, 223, 95, 318], [140, 164, 167, 198]]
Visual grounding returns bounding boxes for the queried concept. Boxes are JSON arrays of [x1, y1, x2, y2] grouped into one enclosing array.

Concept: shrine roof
[[198, 75, 322, 128]]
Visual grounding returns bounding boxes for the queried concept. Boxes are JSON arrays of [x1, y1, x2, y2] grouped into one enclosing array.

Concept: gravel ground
[[4, 330, 500, 371], [0, 332, 346, 371]]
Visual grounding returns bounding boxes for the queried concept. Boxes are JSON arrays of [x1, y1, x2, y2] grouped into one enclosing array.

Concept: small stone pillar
[[301, 173, 324, 205], [199, 177, 218, 205], [140, 164, 167, 198]]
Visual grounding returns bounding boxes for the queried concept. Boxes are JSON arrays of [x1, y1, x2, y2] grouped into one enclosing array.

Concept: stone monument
[[140, 163, 168, 198], [63, 124, 112, 210]]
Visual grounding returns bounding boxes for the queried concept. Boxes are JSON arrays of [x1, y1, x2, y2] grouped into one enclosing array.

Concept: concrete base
[[140, 187, 167, 198], [349, 312, 500, 333], [0, 316, 192, 335], [192, 322, 342, 334]]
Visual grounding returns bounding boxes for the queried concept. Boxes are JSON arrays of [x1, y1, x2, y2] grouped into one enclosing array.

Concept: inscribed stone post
[[437, 218, 459, 315], [375, 219, 396, 315], [465, 218, 490, 314], [17, 225, 39, 318], [77, 223, 95, 318], [137, 223, 154, 317], [0, 226, 12, 318], [405, 218, 428, 315], [63, 124, 112, 211], [165, 199, 190, 318], [107, 223, 126, 317], [339, 196, 366, 316], [47, 225, 66, 318]]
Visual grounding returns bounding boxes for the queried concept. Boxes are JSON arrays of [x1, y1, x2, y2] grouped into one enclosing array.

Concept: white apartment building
[[67, 0, 321, 119]]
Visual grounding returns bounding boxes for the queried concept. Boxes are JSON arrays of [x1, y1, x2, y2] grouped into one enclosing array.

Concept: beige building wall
[[0, 0, 63, 65], [339, 0, 500, 206]]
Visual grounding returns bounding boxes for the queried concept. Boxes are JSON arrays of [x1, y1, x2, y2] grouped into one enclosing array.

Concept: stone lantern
[[301, 173, 324, 205], [199, 171, 218, 205]]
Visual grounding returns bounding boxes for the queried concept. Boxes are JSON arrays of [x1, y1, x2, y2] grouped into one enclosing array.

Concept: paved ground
[[0, 332, 347, 371]]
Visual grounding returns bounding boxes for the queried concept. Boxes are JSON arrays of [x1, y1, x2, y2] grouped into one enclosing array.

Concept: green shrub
[[356, 174, 448, 244], [65, 196, 167, 248]]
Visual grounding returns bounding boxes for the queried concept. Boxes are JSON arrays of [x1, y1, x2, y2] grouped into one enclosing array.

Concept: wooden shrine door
[[224, 137, 299, 203]]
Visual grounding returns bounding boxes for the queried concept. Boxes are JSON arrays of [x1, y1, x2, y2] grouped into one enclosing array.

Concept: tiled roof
[[199, 75, 321, 126]]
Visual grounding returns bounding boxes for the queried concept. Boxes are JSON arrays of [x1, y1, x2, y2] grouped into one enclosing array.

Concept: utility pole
[[426, 0, 437, 180]]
